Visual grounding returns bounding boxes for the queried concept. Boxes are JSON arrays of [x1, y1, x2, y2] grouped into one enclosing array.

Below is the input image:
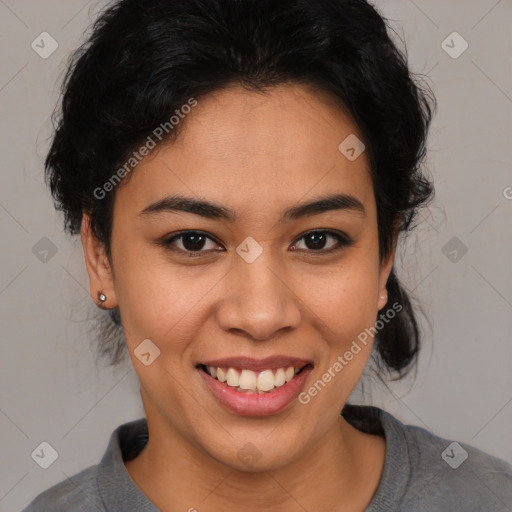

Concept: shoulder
[[381, 407, 512, 511], [346, 405, 512, 512], [21, 465, 102, 512], [21, 417, 151, 512]]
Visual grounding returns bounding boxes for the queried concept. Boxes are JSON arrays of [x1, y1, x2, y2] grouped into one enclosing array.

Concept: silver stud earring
[[98, 292, 107, 306]]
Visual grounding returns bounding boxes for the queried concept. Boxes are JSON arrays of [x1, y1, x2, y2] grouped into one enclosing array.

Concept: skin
[[81, 83, 396, 511]]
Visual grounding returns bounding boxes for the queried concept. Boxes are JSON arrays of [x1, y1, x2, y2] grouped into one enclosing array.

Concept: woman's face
[[83, 83, 394, 471]]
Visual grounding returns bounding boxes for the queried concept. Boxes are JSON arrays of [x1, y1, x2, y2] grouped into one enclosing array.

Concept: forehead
[[115, 83, 374, 221]]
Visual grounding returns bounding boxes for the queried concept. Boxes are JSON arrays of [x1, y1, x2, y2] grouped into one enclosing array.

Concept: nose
[[215, 255, 302, 341]]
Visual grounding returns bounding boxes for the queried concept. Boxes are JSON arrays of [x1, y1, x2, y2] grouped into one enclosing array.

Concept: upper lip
[[198, 356, 313, 372]]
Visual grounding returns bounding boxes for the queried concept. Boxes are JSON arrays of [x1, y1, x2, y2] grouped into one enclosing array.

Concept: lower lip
[[197, 365, 313, 416]]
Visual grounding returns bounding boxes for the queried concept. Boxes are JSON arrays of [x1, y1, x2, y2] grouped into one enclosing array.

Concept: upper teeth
[[206, 366, 300, 392]]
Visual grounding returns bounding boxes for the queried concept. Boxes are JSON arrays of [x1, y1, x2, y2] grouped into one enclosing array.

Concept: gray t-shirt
[[22, 406, 512, 511]]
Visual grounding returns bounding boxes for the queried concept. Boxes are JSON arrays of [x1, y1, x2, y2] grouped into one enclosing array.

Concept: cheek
[[294, 267, 380, 413], [112, 248, 219, 350], [300, 260, 380, 342]]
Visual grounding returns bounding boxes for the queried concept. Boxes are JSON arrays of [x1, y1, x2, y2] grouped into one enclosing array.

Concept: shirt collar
[[95, 406, 407, 511], [96, 418, 158, 511]]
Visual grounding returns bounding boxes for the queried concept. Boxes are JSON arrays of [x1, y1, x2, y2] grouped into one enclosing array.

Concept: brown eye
[[178, 233, 207, 251], [290, 230, 353, 254], [160, 231, 223, 256]]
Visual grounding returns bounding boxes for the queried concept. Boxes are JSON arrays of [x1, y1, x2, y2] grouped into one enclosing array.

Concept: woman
[[23, 0, 512, 510]]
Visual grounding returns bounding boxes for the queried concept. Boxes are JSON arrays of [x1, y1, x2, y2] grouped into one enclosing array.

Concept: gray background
[[1, 0, 511, 510]]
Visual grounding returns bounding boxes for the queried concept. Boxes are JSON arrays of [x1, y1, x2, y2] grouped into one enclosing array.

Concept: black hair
[[46, 0, 436, 378]]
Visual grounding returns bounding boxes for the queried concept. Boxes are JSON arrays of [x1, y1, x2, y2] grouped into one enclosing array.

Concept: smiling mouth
[[197, 364, 312, 394]]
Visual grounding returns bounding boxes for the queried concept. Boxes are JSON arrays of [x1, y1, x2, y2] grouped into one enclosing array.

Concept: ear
[[377, 229, 398, 311], [80, 213, 117, 309]]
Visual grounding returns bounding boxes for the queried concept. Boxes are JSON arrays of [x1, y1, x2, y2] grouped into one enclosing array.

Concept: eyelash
[[158, 230, 354, 258]]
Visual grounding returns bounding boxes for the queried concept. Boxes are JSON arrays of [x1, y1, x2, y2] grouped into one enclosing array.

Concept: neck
[[125, 411, 385, 511]]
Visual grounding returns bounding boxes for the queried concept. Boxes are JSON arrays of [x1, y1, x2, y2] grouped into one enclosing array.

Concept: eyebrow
[[139, 193, 366, 222]]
